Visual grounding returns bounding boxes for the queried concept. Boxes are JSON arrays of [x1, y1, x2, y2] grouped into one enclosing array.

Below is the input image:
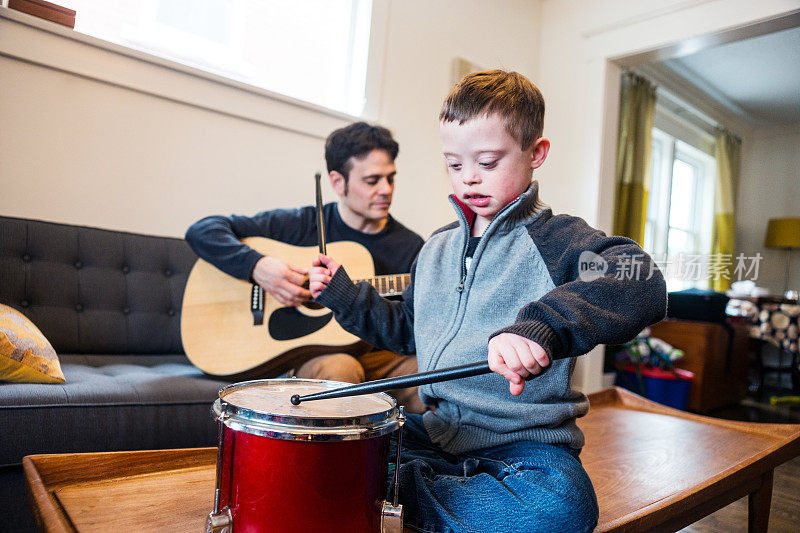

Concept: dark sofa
[[0, 216, 231, 531]]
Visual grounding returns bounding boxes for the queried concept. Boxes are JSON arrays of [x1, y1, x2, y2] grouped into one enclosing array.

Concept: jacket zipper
[[452, 200, 470, 293], [423, 201, 470, 372], [452, 193, 525, 293], [428, 191, 530, 375]]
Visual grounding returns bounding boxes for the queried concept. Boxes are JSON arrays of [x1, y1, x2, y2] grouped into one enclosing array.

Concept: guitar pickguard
[[268, 307, 334, 341]]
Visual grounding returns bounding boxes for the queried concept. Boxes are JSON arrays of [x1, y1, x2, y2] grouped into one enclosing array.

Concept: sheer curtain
[[613, 72, 657, 246], [710, 129, 741, 292]]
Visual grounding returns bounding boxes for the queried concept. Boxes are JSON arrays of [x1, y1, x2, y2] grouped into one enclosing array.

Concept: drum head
[[214, 379, 400, 441]]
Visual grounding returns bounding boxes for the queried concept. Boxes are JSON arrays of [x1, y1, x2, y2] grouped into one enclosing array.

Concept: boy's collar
[[449, 181, 541, 232], [450, 196, 477, 229]]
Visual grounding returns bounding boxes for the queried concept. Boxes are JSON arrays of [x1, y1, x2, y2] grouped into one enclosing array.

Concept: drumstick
[[290, 361, 548, 405], [314, 172, 326, 255], [291, 362, 490, 405]]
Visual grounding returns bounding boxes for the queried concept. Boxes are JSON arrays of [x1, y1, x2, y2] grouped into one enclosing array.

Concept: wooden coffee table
[[24, 447, 218, 532], [24, 387, 800, 532]]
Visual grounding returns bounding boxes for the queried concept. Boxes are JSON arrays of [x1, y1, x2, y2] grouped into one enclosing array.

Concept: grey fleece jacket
[[316, 182, 667, 454]]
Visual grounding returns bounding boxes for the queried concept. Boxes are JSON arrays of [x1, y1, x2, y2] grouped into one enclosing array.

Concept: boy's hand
[[488, 333, 550, 395], [309, 253, 341, 299], [252, 256, 311, 307]]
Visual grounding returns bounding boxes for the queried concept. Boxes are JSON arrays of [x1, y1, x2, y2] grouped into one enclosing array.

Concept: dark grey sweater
[[316, 182, 667, 454]]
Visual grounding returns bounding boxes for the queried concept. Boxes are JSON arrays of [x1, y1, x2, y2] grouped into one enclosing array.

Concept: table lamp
[[764, 217, 800, 299]]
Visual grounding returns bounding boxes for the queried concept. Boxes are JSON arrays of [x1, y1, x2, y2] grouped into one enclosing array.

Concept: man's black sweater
[[185, 203, 423, 280]]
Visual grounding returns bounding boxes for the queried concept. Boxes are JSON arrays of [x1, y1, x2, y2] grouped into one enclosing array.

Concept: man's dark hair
[[325, 122, 399, 181]]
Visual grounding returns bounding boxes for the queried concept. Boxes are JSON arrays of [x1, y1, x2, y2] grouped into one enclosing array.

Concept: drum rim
[[213, 378, 401, 441]]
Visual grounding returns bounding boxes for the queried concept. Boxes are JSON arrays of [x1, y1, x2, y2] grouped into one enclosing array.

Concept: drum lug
[[205, 507, 232, 533], [209, 415, 231, 533], [380, 501, 403, 533], [381, 405, 406, 532]]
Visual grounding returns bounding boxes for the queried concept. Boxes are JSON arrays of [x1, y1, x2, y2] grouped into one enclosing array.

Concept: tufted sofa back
[[0, 216, 197, 355]]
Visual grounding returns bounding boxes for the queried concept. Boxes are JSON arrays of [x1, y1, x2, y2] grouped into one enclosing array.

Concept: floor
[[679, 355, 800, 533]]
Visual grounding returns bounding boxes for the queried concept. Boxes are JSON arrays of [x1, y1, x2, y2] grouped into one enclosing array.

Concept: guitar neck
[[352, 273, 411, 297]]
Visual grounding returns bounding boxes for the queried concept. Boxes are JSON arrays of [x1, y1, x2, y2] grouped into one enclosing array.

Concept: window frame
[[645, 125, 717, 290], [56, 0, 380, 118], [120, 1, 251, 77], [669, 140, 716, 259], [0, 2, 388, 140]]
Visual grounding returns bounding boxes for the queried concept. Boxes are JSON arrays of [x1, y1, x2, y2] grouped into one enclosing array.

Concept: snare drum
[[206, 379, 404, 533]]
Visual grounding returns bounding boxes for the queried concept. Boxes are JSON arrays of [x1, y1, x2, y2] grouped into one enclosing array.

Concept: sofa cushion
[[0, 355, 230, 466], [0, 304, 64, 383], [0, 216, 197, 355]]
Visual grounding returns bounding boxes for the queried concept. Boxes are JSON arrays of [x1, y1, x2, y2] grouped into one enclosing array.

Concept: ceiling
[[657, 26, 800, 128]]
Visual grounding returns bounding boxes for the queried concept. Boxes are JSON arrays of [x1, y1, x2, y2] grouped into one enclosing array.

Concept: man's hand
[[488, 333, 550, 396], [308, 254, 341, 299], [252, 256, 311, 307]]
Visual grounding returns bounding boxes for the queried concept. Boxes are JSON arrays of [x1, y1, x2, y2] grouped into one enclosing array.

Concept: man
[[185, 122, 425, 412]]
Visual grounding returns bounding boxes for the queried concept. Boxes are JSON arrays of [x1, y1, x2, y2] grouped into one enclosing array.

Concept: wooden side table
[[649, 318, 751, 412], [24, 448, 217, 532]]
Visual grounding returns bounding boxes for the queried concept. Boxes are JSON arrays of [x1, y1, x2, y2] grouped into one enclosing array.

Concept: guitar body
[[181, 238, 375, 378]]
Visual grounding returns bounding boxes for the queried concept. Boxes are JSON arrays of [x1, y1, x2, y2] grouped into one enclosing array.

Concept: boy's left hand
[[488, 333, 550, 396], [308, 253, 341, 299]]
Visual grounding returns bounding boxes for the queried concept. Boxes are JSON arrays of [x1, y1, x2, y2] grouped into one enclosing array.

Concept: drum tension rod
[[393, 406, 405, 507], [207, 413, 233, 533], [381, 406, 405, 533]]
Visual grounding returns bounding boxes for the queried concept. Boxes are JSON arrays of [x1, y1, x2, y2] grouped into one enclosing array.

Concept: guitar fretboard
[[352, 273, 411, 297]]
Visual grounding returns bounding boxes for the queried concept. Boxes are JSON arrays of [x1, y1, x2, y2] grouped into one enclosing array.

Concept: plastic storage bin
[[616, 364, 695, 410]]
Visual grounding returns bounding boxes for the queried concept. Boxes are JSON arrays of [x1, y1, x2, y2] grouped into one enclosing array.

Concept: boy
[[309, 71, 667, 532]]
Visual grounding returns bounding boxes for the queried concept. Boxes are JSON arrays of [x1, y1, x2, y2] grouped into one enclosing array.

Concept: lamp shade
[[764, 217, 800, 249]]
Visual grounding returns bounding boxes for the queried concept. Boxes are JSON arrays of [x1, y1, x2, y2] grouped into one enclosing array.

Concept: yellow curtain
[[613, 72, 656, 246], [710, 129, 741, 292]]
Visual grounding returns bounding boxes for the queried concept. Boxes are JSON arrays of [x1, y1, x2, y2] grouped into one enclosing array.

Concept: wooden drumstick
[[290, 361, 549, 405], [314, 172, 326, 255]]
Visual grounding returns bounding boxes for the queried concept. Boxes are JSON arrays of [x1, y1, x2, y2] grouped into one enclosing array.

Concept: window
[[59, 0, 373, 116], [644, 127, 716, 291]]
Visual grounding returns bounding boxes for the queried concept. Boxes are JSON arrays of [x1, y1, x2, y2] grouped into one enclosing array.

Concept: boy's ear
[[329, 171, 347, 196], [530, 138, 550, 170]]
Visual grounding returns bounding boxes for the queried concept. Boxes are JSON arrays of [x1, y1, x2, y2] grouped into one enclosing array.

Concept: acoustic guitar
[[180, 237, 410, 378]]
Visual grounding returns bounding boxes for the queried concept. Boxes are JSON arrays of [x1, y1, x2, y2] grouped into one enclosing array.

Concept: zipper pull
[[456, 275, 465, 292]]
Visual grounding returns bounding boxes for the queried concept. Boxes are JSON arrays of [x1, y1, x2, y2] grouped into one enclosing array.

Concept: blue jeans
[[389, 414, 598, 533]]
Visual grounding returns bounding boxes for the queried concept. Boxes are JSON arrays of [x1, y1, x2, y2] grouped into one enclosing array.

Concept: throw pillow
[[0, 304, 65, 383]]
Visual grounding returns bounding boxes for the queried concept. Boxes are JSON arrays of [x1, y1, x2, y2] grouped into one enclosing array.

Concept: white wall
[[738, 125, 800, 294], [0, 0, 542, 240], [0, 7, 339, 236], [536, 0, 800, 392]]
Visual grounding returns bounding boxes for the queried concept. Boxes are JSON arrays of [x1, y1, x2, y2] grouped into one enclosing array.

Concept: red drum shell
[[218, 427, 390, 532], [213, 380, 399, 532]]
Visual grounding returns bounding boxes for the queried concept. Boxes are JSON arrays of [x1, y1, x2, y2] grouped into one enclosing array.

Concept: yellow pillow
[[0, 304, 65, 383]]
